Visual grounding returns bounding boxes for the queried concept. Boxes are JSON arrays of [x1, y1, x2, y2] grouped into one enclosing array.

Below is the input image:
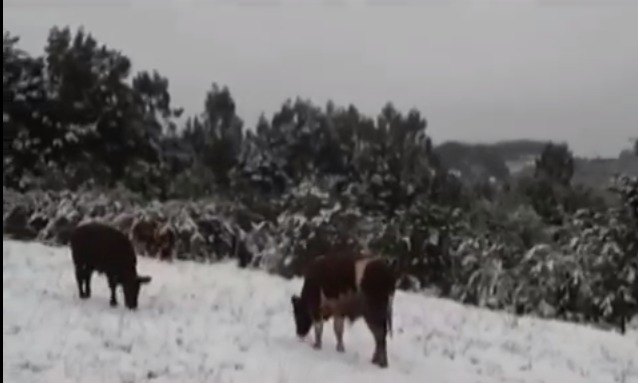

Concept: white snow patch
[[3, 240, 637, 383]]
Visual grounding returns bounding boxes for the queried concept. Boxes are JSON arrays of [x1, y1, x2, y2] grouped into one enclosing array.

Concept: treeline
[[3, 26, 637, 333]]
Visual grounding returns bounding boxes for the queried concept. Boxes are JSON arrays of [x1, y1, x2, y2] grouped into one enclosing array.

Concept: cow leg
[[75, 266, 87, 299], [84, 269, 93, 298], [364, 310, 389, 368], [619, 314, 626, 335], [333, 316, 345, 352], [312, 321, 323, 350], [107, 275, 118, 307], [161, 246, 171, 262]]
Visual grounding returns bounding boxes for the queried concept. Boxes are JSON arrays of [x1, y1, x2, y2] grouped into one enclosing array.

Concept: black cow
[[291, 252, 396, 368], [70, 222, 152, 309]]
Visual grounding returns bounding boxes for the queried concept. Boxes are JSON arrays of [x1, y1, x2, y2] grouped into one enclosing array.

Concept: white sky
[[4, 0, 638, 157]]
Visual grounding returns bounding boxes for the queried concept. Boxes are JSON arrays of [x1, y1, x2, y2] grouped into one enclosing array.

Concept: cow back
[[71, 222, 137, 277], [301, 252, 389, 321]]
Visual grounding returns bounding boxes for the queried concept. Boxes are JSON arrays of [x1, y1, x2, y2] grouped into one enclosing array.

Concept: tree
[[347, 103, 437, 215], [181, 83, 244, 191], [3, 31, 52, 188], [44, 26, 183, 192], [534, 142, 574, 186], [3, 27, 182, 195]]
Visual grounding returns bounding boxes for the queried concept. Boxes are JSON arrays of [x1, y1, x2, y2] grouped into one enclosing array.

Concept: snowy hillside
[[3, 240, 637, 383]]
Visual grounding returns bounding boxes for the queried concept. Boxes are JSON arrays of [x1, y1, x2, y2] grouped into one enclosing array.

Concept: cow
[[290, 252, 396, 368], [129, 217, 159, 257], [153, 222, 176, 261], [130, 217, 177, 260], [70, 222, 152, 310]]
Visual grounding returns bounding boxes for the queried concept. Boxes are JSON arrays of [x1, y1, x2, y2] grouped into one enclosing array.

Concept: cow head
[[122, 275, 152, 310], [291, 295, 312, 337]]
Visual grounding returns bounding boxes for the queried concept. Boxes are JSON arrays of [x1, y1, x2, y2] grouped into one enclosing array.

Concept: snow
[[3, 239, 638, 383]]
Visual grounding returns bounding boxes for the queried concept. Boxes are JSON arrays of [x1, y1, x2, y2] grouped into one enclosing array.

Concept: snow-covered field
[[3, 240, 637, 383]]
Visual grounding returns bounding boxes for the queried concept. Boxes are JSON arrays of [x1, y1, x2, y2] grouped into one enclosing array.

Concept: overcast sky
[[4, 0, 638, 157]]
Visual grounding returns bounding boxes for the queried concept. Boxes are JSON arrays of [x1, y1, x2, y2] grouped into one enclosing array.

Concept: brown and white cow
[[129, 217, 176, 260], [129, 218, 158, 256], [290, 252, 396, 368], [153, 223, 176, 261]]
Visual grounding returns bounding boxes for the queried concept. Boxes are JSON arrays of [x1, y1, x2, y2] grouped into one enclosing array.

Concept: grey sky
[[4, 0, 638, 157]]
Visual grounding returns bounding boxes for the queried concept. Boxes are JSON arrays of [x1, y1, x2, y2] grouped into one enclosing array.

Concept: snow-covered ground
[[3, 239, 637, 383]]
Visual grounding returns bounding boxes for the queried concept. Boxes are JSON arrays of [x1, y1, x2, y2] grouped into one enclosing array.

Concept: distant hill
[[572, 151, 638, 189], [434, 139, 548, 183], [434, 139, 637, 190], [485, 139, 550, 161]]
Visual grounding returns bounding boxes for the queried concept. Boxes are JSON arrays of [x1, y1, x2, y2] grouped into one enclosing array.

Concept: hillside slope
[[3, 240, 637, 383], [434, 140, 638, 189]]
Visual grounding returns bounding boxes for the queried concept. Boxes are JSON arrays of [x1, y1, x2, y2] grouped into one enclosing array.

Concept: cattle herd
[[69, 221, 398, 368]]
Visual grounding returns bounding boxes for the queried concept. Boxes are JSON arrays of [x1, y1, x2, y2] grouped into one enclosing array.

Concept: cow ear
[[138, 275, 152, 285]]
